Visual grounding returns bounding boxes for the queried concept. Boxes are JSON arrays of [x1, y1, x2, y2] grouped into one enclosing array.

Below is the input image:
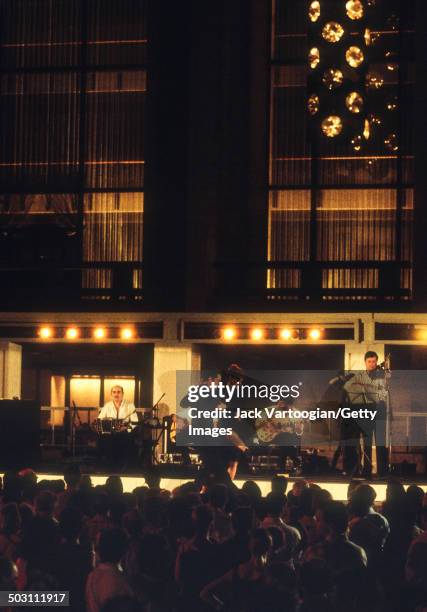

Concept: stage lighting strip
[[2, 473, 424, 502]]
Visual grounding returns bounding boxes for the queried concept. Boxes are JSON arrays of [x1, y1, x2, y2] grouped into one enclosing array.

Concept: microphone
[[328, 372, 355, 386]]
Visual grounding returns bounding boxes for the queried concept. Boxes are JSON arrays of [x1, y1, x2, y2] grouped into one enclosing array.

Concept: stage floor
[[2, 467, 427, 502]]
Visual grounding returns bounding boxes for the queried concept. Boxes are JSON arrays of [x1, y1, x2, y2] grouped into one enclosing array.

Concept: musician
[[97, 386, 138, 469], [344, 351, 391, 478], [219, 364, 249, 480], [98, 385, 138, 428], [180, 363, 248, 481]]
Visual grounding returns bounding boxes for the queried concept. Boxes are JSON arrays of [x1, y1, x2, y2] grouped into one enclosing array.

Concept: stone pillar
[[0, 342, 22, 399], [152, 344, 200, 419]]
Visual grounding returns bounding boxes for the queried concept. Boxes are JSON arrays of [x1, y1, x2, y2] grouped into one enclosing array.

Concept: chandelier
[[307, 0, 399, 153]]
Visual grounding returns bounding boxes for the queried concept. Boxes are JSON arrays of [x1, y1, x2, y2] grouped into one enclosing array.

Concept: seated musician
[[97, 386, 138, 470], [98, 385, 138, 430]]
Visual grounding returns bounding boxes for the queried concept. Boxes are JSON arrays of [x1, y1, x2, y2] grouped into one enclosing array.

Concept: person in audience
[[305, 500, 367, 572], [86, 527, 131, 612], [175, 504, 220, 610], [200, 528, 273, 611], [348, 483, 389, 567], [56, 507, 92, 612], [1, 466, 427, 612], [207, 483, 233, 544], [261, 492, 301, 564], [0, 503, 21, 561]]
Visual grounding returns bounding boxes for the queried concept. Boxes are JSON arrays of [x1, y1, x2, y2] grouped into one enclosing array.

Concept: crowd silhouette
[[0, 466, 426, 611]]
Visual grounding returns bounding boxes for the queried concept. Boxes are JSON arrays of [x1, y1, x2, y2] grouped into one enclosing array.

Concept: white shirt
[[98, 399, 138, 429], [344, 370, 389, 405], [86, 563, 132, 612]]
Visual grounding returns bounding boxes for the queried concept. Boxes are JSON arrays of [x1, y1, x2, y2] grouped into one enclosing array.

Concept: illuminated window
[[269, 1, 414, 301]]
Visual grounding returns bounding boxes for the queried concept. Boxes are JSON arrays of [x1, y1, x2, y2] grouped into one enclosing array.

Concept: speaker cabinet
[[0, 400, 40, 469]]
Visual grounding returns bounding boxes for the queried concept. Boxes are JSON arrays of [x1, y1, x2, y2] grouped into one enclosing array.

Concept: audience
[[0, 469, 426, 611]]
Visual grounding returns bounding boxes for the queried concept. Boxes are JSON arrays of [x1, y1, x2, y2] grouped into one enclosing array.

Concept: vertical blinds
[[0, 0, 147, 294]]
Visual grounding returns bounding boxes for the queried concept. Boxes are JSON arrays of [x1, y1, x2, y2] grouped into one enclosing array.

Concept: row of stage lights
[[221, 327, 322, 342], [37, 326, 323, 342], [38, 326, 136, 340]]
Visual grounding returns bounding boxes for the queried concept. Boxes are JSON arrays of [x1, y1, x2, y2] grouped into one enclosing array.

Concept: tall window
[[268, 0, 414, 302], [0, 0, 146, 302]]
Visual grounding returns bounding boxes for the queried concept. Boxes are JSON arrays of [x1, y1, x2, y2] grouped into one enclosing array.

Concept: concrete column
[[0, 341, 22, 399], [152, 344, 200, 419]]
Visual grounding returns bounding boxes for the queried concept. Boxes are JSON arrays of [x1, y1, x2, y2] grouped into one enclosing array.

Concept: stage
[[3, 468, 427, 502]]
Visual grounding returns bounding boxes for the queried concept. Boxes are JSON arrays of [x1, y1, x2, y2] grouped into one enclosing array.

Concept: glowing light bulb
[[368, 114, 381, 127], [351, 135, 362, 151], [321, 116, 343, 138], [346, 92, 363, 114], [222, 327, 236, 341], [308, 1, 320, 23], [322, 22, 344, 43], [280, 329, 292, 340], [346, 0, 364, 20], [386, 96, 398, 111], [121, 327, 134, 340], [309, 47, 320, 69], [363, 119, 371, 140], [384, 133, 398, 152], [346, 46, 364, 68], [307, 94, 320, 115], [366, 72, 384, 90], [322, 68, 343, 90], [365, 28, 379, 46], [251, 328, 264, 341], [66, 327, 79, 340], [93, 327, 106, 339], [39, 327, 53, 339], [309, 329, 321, 340]]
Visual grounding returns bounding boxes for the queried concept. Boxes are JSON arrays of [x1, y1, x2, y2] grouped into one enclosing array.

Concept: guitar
[[255, 408, 304, 444]]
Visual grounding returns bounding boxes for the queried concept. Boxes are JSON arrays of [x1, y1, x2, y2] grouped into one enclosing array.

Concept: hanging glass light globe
[[363, 119, 371, 140], [309, 47, 320, 69], [384, 53, 398, 72], [322, 22, 345, 43], [321, 116, 343, 137], [322, 68, 344, 89], [384, 133, 398, 151], [386, 96, 398, 111], [307, 94, 320, 115], [308, 1, 321, 22], [351, 135, 362, 151], [346, 1, 364, 20], [386, 14, 400, 31], [346, 93, 363, 115], [346, 46, 364, 68], [364, 28, 380, 46], [346, 92, 364, 113], [368, 113, 382, 126], [366, 72, 384, 89]]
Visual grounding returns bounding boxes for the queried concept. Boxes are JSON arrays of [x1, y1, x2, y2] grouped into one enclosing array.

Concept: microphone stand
[[70, 401, 80, 458], [149, 393, 166, 465]]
